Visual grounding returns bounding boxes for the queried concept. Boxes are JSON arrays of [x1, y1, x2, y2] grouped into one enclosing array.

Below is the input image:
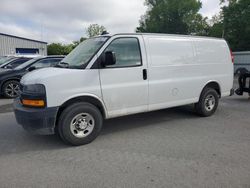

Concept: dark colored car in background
[[0, 56, 64, 98], [0, 57, 32, 69], [0, 56, 16, 66]]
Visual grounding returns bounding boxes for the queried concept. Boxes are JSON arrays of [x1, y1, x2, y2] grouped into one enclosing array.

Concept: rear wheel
[[195, 88, 219, 117], [57, 102, 103, 146], [2, 80, 20, 98]]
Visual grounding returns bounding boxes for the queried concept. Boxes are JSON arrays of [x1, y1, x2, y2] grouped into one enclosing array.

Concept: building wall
[[0, 34, 47, 56]]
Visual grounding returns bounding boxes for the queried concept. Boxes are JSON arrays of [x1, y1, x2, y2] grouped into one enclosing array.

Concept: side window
[[32, 59, 53, 69], [104, 38, 142, 68], [10, 58, 30, 68]]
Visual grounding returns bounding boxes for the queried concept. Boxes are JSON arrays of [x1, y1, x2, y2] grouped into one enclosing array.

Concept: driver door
[[99, 37, 148, 118]]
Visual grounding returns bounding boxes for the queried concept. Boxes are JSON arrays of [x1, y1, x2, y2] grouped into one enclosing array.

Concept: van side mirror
[[102, 51, 116, 67], [28, 66, 36, 72]]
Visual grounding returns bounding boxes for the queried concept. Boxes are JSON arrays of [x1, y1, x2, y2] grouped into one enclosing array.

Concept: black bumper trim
[[14, 99, 59, 135]]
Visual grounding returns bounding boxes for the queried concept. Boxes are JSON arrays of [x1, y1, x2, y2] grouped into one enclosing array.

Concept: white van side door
[[144, 35, 197, 111], [98, 36, 148, 118]]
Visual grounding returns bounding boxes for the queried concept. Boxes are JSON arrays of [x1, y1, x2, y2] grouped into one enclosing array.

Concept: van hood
[[21, 67, 84, 85]]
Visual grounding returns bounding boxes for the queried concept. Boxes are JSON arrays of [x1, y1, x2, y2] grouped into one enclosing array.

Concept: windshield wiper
[[55, 62, 69, 68]]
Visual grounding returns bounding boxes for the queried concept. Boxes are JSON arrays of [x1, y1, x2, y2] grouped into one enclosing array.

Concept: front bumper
[[14, 99, 59, 135]]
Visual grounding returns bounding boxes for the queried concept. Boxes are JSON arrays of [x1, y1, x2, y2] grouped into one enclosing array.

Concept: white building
[[0, 33, 47, 56]]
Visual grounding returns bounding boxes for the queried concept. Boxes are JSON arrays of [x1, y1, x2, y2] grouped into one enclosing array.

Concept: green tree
[[72, 37, 87, 49], [207, 14, 224, 38], [136, 0, 204, 35], [48, 38, 87, 55], [187, 14, 210, 35], [47, 43, 73, 55], [86, 24, 106, 37], [221, 0, 250, 51]]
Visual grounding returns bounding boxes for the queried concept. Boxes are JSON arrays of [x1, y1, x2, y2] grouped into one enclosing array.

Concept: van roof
[[102, 33, 224, 41]]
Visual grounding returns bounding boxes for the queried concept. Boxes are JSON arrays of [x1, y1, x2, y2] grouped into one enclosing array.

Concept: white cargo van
[[14, 33, 234, 145]]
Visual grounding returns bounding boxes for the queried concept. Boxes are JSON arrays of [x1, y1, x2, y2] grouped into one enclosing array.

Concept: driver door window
[[104, 38, 142, 68]]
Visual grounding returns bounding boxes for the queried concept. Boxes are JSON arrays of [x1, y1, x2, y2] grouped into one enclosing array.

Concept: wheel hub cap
[[70, 113, 95, 138], [205, 94, 215, 112], [78, 119, 88, 130], [5, 83, 19, 98]]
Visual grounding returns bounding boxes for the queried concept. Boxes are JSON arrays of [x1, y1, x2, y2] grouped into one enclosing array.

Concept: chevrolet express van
[[14, 33, 234, 145]]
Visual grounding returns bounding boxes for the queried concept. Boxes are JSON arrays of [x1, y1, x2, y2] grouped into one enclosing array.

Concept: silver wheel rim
[[5, 82, 19, 98], [204, 94, 216, 112], [70, 113, 95, 138]]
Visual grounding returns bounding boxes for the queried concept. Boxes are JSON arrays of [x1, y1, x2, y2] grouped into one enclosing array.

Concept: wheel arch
[[56, 95, 107, 127], [200, 81, 221, 98]]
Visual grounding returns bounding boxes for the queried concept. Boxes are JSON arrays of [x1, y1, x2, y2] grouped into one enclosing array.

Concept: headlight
[[21, 84, 46, 107], [22, 84, 46, 94]]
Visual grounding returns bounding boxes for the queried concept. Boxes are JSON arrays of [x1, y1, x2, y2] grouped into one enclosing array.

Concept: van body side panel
[[144, 35, 233, 111]]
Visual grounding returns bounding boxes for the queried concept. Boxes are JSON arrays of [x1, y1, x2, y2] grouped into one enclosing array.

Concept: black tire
[[2, 80, 20, 98], [195, 88, 219, 117], [57, 102, 103, 146]]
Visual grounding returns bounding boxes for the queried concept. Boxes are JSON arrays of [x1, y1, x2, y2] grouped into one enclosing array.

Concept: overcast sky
[[0, 0, 221, 44]]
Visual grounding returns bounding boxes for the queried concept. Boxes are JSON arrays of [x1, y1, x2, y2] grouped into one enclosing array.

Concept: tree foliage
[[136, 0, 250, 51], [47, 43, 72, 55], [207, 14, 224, 38], [48, 37, 87, 55], [221, 0, 250, 51], [136, 0, 206, 35], [86, 24, 106, 37]]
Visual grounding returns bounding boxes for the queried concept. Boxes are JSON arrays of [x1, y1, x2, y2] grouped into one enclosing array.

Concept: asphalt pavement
[[0, 92, 250, 188], [0, 98, 13, 113]]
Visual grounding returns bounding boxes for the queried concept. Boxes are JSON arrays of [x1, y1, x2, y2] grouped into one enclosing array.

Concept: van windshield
[[61, 36, 109, 69]]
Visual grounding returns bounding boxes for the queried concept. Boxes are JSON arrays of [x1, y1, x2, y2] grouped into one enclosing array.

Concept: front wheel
[[57, 102, 103, 146], [195, 88, 219, 117]]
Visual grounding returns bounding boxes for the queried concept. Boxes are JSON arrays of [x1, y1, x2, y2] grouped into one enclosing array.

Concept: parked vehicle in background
[[0, 56, 64, 98], [0, 56, 16, 66], [233, 51, 250, 74], [0, 57, 31, 69], [14, 33, 234, 146]]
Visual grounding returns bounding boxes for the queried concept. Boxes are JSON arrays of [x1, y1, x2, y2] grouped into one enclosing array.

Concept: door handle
[[143, 69, 147, 80]]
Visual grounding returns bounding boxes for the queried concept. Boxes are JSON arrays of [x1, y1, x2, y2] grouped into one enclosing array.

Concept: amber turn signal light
[[22, 99, 45, 107]]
